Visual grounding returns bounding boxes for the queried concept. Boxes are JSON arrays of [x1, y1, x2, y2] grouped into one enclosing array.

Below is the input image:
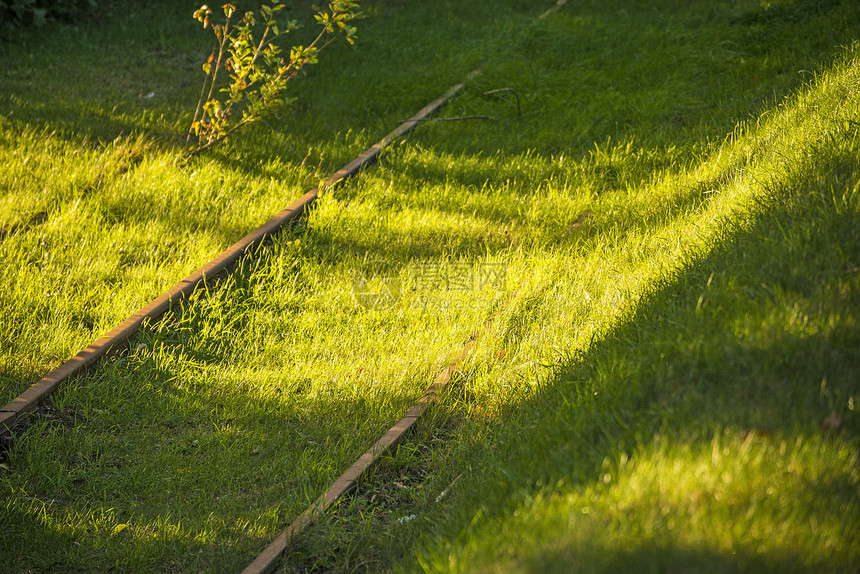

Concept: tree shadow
[[432, 106, 859, 571], [2, 0, 856, 184], [516, 537, 849, 574]]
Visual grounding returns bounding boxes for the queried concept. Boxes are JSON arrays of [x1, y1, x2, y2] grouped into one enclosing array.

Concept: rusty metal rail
[[0, 67, 481, 441], [240, 5, 574, 567], [3, 2, 571, 571], [241, 342, 475, 574]]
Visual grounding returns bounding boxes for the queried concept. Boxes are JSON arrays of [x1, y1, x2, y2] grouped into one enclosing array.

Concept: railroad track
[[2, 2, 570, 570], [0, 69, 480, 444], [1, 68, 484, 573]]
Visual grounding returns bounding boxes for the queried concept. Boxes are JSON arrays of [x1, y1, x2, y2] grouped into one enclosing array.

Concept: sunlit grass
[[397, 40, 860, 573], [436, 434, 859, 573], [1, 0, 858, 571], [0, 126, 315, 393]]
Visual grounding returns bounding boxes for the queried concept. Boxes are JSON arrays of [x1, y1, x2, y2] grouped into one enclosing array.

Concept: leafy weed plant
[[185, 0, 359, 161]]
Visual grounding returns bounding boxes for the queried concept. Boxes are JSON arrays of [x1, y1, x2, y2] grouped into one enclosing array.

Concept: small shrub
[[183, 1, 360, 162]]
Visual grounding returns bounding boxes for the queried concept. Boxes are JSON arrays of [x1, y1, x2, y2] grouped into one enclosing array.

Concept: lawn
[[1, 0, 858, 572]]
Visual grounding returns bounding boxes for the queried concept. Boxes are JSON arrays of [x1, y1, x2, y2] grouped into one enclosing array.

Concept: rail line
[[0, 68, 480, 442], [241, 340, 477, 574], [239, 7, 574, 567], [3, 2, 570, 571], [243, 4, 571, 568]]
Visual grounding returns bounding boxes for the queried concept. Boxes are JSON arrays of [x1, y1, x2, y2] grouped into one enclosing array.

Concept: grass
[[397, 61, 860, 569], [1, 0, 858, 572]]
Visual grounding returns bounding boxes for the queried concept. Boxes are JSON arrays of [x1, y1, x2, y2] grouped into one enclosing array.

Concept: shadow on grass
[[0, 499, 268, 573], [0, 0, 488, 169], [0, 0, 857, 294], [2, 0, 858, 186], [428, 103, 860, 571], [515, 539, 846, 574]]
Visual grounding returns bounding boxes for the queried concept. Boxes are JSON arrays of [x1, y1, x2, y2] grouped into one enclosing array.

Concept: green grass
[[397, 60, 860, 569], [1, 0, 858, 572]]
